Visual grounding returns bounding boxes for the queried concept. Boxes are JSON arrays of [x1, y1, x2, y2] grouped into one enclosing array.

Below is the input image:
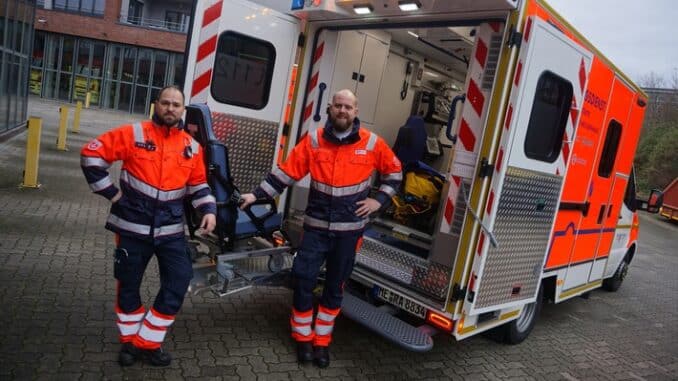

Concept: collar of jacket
[[322, 117, 362, 145]]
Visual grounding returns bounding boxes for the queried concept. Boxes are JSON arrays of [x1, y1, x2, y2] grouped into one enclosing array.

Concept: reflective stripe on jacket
[[254, 119, 402, 235], [81, 121, 216, 242]]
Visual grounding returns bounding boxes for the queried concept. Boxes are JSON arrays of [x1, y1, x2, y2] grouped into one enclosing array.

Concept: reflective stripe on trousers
[[290, 308, 315, 342], [116, 304, 145, 343], [132, 307, 175, 350], [314, 305, 341, 346]]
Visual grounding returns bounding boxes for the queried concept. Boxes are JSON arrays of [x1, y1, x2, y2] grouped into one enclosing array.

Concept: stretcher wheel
[[268, 254, 285, 272]]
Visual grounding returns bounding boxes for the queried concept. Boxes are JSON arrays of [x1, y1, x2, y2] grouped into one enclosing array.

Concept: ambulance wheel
[[502, 285, 543, 344], [602, 258, 628, 292]]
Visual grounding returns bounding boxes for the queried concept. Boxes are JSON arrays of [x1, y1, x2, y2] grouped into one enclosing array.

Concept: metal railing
[[119, 15, 189, 33]]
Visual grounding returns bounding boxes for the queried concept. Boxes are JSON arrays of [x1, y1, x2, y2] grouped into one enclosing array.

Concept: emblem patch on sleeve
[[87, 139, 103, 150]]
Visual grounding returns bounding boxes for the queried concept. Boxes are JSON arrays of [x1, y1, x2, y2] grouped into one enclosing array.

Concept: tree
[[635, 71, 678, 195]]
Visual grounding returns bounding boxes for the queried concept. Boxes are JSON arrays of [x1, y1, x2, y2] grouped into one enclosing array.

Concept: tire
[[602, 258, 629, 292], [502, 285, 544, 344]]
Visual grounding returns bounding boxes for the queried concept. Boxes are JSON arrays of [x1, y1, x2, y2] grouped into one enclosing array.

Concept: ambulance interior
[[362, 26, 472, 240], [327, 26, 479, 258], [288, 21, 499, 306]]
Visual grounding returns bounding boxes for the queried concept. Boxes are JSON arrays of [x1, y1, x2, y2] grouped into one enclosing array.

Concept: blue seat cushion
[[234, 204, 282, 237]]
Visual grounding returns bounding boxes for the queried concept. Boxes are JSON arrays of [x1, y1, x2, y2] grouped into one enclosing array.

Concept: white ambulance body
[[183, 0, 661, 350]]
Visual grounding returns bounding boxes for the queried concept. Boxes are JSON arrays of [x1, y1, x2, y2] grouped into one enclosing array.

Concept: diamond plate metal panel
[[451, 180, 471, 235], [474, 167, 562, 310], [211, 112, 279, 192], [356, 237, 452, 300]]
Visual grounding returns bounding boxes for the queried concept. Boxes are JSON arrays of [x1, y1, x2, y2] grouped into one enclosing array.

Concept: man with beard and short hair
[[81, 85, 216, 367], [240, 89, 402, 368]]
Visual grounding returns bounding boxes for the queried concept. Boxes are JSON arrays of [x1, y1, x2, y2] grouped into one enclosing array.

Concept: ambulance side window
[[211, 31, 276, 110], [598, 120, 622, 178], [524, 71, 573, 163]]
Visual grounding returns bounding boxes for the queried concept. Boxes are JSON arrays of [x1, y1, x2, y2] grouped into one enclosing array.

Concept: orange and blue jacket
[[81, 121, 216, 242], [253, 119, 402, 235]]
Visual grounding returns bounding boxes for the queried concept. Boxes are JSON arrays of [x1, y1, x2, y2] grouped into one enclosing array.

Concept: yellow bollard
[[85, 92, 91, 108], [21, 117, 42, 189], [72, 101, 82, 133], [149, 102, 155, 119], [57, 106, 69, 151]]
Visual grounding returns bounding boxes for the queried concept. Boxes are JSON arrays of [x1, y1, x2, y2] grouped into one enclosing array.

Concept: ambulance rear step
[[355, 236, 452, 301], [341, 292, 434, 352]]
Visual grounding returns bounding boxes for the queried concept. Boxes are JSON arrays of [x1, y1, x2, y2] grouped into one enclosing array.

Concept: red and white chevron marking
[[300, 34, 326, 134], [191, 0, 223, 103], [556, 58, 588, 175], [440, 22, 503, 234]]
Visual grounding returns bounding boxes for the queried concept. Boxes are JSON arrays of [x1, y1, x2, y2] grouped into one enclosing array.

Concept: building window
[[1, 0, 34, 134], [598, 120, 622, 178], [127, 0, 142, 24], [165, 11, 190, 32], [53, 0, 105, 15], [524, 71, 573, 163], [211, 31, 276, 110], [31, 31, 182, 114]]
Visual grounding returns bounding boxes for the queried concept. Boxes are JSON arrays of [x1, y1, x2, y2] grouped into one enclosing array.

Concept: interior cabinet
[[329, 30, 390, 125]]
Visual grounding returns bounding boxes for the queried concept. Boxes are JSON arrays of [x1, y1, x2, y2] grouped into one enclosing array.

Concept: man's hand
[[355, 198, 381, 218], [111, 190, 122, 203], [239, 193, 256, 210], [200, 213, 217, 234]]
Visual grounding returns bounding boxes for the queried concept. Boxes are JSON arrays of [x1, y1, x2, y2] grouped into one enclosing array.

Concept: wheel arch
[[541, 274, 557, 303]]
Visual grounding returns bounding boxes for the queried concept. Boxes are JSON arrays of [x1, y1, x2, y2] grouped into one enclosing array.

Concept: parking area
[[0, 97, 677, 380]]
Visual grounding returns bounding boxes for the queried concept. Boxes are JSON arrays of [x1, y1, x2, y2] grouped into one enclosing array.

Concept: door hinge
[[507, 26, 522, 48], [478, 158, 494, 178], [297, 33, 306, 47], [451, 283, 467, 302]]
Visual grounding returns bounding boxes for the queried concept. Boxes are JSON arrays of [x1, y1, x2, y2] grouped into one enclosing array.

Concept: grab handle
[[313, 83, 327, 122]]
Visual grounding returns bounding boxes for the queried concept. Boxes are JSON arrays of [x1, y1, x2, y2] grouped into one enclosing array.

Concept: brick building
[[31, 0, 191, 114]]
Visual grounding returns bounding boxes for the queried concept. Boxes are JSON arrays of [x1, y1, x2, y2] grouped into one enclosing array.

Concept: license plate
[[375, 286, 427, 319]]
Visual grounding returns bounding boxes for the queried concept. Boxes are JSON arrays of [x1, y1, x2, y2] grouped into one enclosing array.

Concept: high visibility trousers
[[291, 230, 361, 311], [114, 235, 192, 349], [290, 305, 341, 346], [290, 230, 362, 345]]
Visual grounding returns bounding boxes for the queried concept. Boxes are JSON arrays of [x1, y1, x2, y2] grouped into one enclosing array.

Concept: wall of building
[[35, 0, 187, 53], [31, 0, 192, 114]]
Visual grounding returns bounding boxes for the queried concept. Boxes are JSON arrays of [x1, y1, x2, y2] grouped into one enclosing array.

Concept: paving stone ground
[[0, 97, 676, 380]]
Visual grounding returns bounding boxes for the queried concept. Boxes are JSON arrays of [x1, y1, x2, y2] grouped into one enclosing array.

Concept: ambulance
[[182, 0, 663, 351]]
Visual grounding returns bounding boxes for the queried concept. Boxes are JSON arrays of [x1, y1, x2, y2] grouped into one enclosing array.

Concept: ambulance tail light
[[426, 311, 453, 332]]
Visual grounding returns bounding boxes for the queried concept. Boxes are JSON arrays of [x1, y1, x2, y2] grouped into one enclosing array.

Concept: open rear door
[[183, 0, 300, 192], [462, 17, 592, 316]]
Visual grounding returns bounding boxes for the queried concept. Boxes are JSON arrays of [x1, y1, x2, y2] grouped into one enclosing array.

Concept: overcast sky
[[547, 0, 677, 85]]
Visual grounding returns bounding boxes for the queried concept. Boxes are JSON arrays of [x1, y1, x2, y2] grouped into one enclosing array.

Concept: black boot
[[118, 342, 139, 366], [313, 345, 330, 368], [142, 347, 172, 367], [296, 341, 314, 363]]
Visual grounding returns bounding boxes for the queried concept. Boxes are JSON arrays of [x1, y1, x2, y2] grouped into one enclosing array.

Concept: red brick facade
[[35, 0, 187, 53]]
